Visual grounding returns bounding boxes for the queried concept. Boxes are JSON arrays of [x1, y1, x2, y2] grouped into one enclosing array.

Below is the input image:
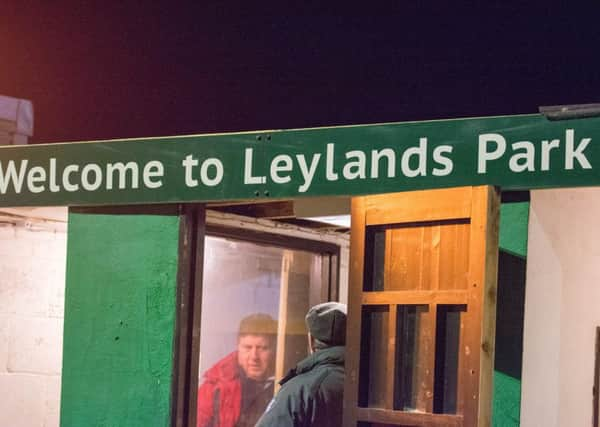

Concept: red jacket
[[197, 351, 242, 427]]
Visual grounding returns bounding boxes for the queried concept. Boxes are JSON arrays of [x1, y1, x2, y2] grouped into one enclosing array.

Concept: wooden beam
[[342, 196, 367, 426], [361, 290, 469, 306], [461, 186, 499, 427], [356, 407, 463, 426], [210, 201, 295, 219], [275, 250, 293, 392], [365, 187, 473, 226], [385, 304, 397, 409]]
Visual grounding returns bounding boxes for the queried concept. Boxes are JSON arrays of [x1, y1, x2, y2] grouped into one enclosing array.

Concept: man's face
[[237, 334, 274, 381]]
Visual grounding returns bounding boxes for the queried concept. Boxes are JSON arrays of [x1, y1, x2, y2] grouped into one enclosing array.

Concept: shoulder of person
[[284, 363, 339, 396]]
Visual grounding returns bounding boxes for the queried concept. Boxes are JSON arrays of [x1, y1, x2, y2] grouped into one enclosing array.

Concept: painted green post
[[492, 200, 530, 426], [60, 211, 181, 427]]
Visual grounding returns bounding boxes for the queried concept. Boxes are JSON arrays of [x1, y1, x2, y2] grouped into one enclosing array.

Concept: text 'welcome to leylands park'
[[0, 129, 592, 197]]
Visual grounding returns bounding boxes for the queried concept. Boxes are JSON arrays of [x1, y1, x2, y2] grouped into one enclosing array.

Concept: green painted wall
[[499, 202, 530, 258], [492, 200, 530, 426], [60, 211, 180, 427]]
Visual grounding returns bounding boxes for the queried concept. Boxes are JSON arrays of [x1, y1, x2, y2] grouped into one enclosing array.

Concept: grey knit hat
[[305, 302, 347, 346]]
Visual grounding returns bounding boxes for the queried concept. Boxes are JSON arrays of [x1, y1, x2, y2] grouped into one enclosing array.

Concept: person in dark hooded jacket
[[255, 302, 346, 427]]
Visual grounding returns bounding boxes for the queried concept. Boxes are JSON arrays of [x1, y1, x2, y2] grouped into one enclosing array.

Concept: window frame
[[173, 207, 343, 427]]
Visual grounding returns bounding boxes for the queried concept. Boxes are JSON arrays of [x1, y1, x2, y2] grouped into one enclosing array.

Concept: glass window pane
[[197, 236, 325, 427], [358, 306, 389, 408], [394, 305, 431, 412], [363, 228, 385, 291], [433, 305, 465, 414]]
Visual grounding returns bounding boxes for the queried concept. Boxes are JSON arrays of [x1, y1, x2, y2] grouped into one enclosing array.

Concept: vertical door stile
[[386, 303, 398, 410], [343, 195, 367, 426], [477, 187, 500, 426], [187, 205, 207, 427], [275, 250, 292, 392]]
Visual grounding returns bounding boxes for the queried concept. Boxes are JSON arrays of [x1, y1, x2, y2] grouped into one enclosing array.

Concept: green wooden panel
[[60, 211, 180, 427], [492, 372, 522, 427], [492, 200, 530, 426], [499, 202, 530, 258]]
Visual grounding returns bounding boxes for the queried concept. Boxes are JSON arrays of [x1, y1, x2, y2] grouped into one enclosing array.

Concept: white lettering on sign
[[49, 158, 60, 192], [477, 129, 592, 174], [200, 158, 224, 187], [244, 148, 266, 185], [182, 155, 199, 187], [509, 141, 535, 172], [326, 143, 339, 181], [270, 154, 293, 184], [371, 148, 396, 179], [63, 165, 79, 192], [27, 166, 46, 193], [106, 162, 139, 190], [565, 129, 592, 170], [296, 153, 321, 193], [401, 137, 427, 178], [81, 164, 104, 191], [182, 155, 224, 187], [0, 159, 27, 193], [343, 151, 366, 180], [432, 145, 454, 176], [541, 139, 560, 171], [0, 159, 165, 194], [143, 161, 164, 189], [478, 134, 507, 173], [0, 128, 593, 201]]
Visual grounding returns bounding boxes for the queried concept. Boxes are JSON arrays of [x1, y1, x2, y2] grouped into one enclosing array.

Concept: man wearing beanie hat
[[255, 302, 346, 427], [197, 313, 277, 427]]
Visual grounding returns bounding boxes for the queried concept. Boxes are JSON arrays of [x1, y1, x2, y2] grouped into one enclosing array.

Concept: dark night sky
[[1, 2, 600, 144]]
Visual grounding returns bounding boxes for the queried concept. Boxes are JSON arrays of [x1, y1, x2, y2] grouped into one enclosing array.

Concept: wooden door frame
[[343, 186, 500, 427], [177, 211, 344, 426]]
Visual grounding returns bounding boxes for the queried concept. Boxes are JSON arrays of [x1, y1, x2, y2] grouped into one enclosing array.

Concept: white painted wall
[[521, 188, 600, 427], [0, 208, 67, 427]]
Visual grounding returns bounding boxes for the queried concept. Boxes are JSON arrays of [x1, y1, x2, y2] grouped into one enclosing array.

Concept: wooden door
[[343, 186, 499, 427]]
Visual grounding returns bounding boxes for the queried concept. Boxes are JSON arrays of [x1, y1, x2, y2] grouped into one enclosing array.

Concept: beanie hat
[[305, 302, 347, 346], [238, 313, 278, 336]]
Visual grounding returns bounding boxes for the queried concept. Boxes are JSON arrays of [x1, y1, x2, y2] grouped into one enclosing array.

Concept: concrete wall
[[0, 94, 34, 145], [0, 209, 67, 427], [521, 187, 600, 427]]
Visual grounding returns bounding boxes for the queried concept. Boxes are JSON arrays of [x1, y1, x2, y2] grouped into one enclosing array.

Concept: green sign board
[[1, 114, 599, 207]]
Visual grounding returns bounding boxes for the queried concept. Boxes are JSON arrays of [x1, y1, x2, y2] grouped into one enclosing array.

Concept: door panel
[[344, 186, 500, 427], [61, 205, 188, 427]]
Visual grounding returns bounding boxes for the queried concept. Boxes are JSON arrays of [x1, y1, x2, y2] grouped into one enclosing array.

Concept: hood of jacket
[[280, 346, 344, 386]]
